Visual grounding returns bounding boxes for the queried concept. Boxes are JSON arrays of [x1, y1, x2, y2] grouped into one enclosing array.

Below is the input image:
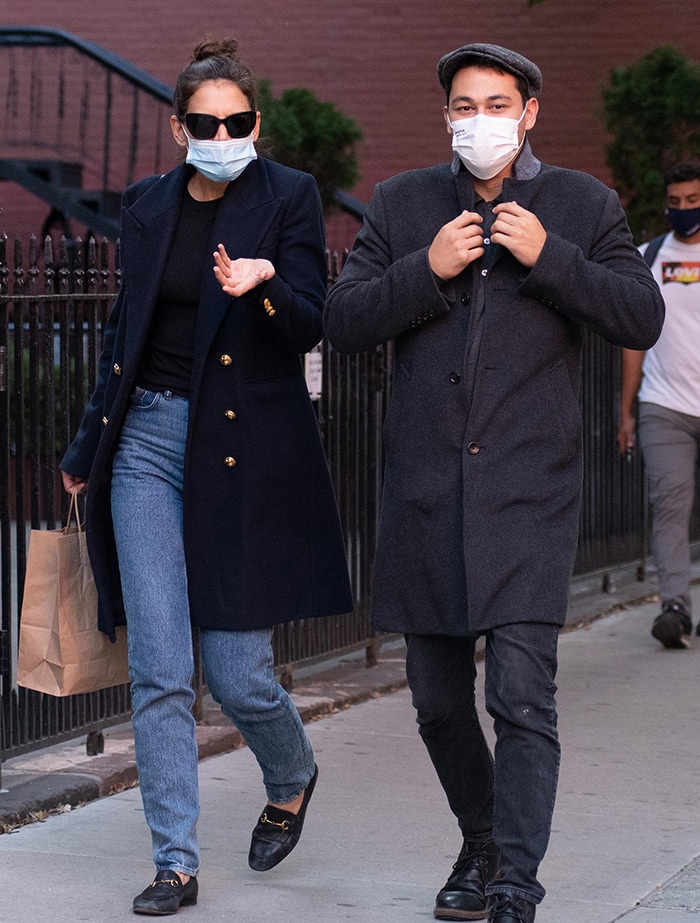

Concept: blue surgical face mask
[[185, 133, 257, 183], [665, 205, 700, 238]]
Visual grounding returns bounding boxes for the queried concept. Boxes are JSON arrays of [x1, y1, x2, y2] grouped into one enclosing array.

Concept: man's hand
[[617, 348, 646, 457], [491, 201, 546, 267], [428, 211, 484, 281], [616, 412, 636, 457], [213, 244, 275, 297]]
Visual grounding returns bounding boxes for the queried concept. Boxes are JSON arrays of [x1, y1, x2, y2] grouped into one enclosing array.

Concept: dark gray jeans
[[638, 402, 700, 616], [405, 623, 560, 905]]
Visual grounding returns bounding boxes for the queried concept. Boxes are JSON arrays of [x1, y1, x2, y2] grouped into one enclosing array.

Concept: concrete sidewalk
[[3, 582, 700, 921]]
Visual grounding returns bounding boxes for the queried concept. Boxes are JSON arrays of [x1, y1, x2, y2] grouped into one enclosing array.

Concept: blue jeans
[[405, 623, 560, 905], [111, 388, 315, 877]]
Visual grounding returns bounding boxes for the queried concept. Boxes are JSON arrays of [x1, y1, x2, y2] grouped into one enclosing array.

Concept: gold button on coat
[[224, 456, 237, 467], [224, 410, 237, 420], [220, 354, 232, 366], [112, 363, 122, 375]]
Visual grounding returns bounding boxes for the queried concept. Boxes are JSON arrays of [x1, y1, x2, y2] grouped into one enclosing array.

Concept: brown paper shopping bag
[[17, 494, 129, 696]]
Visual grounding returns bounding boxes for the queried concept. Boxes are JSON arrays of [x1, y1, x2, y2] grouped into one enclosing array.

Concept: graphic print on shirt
[[661, 261, 700, 285]]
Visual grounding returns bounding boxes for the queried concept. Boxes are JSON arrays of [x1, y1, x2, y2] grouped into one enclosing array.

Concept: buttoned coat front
[[61, 158, 353, 640], [324, 154, 664, 636]]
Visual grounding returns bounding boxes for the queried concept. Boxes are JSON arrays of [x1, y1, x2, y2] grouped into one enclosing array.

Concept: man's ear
[[443, 106, 453, 134], [523, 97, 539, 131]]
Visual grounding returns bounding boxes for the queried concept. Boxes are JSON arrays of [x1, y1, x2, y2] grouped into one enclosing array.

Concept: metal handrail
[[0, 25, 173, 102], [0, 26, 365, 222]]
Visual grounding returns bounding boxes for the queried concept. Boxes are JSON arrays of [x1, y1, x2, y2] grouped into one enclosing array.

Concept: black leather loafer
[[248, 764, 319, 871], [487, 893, 536, 923], [434, 839, 499, 920], [133, 869, 198, 915]]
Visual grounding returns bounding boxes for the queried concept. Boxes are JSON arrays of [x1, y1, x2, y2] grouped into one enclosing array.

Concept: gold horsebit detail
[[259, 811, 291, 831], [149, 878, 181, 889]]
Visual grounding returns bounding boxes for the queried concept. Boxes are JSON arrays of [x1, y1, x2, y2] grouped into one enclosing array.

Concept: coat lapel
[[118, 167, 187, 365], [452, 144, 541, 274], [193, 157, 283, 361], [117, 159, 284, 378]]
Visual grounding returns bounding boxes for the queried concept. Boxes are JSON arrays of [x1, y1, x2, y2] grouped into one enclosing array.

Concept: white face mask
[[186, 134, 257, 183], [450, 107, 527, 180]]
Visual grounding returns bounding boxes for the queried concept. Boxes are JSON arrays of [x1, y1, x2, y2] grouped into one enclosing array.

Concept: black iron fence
[[576, 327, 647, 575], [0, 232, 661, 771], [0, 235, 388, 773]]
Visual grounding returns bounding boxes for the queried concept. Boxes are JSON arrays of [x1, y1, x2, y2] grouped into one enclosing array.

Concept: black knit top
[[137, 192, 222, 396]]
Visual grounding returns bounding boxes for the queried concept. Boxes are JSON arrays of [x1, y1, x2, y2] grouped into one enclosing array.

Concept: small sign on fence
[[305, 344, 323, 400]]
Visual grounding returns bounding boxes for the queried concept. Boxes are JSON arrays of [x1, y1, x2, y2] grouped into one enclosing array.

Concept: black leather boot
[[487, 893, 536, 923], [434, 839, 499, 920]]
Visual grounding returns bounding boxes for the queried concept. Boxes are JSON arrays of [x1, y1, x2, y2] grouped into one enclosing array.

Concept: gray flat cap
[[437, 43, 542, 97]]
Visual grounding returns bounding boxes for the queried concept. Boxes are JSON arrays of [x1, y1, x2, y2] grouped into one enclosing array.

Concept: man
[[617, 162, 700, 649], [324, 43, 663, 923]]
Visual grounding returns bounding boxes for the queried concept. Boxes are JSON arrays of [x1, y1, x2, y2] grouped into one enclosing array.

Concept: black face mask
[[665, 205, 700, 238]]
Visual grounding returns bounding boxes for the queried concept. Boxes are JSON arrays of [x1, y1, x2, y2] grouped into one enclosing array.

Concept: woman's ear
[[170, 114, 188, 149]]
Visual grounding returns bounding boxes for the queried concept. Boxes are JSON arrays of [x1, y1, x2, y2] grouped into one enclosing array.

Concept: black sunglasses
[[183, 110, 257, 140]]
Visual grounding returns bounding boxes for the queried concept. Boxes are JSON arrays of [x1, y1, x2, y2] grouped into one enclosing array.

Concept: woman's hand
[[61, 470, 89, 495], [213, 244, 275, 296]]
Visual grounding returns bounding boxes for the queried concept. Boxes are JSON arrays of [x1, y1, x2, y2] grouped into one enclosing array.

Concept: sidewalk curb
[[0, 650, 408, 831]]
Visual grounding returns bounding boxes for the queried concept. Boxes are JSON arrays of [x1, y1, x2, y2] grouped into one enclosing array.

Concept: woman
[[60, 38, 352, 915]]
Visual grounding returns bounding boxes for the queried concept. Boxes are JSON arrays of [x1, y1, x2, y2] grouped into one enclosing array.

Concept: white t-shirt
[[638, 232, 700, 417]]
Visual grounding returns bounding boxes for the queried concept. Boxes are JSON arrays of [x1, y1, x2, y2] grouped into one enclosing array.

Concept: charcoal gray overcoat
[[62, 158, 353, 641], [324, 150, 664, 636]]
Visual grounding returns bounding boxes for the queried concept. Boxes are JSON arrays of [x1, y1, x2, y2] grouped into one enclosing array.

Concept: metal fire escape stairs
[[0, 27, 366, 240], [0, 26, 178, 240]]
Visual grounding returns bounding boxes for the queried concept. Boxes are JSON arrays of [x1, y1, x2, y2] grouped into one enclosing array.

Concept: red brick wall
[[1, 0, 699, 250]]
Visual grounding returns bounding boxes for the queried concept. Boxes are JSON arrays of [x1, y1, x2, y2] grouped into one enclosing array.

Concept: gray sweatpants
[[638, 402, 700, 616]]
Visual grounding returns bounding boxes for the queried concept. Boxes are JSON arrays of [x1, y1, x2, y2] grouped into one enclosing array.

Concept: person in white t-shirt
[[618, 162, 700, 648]]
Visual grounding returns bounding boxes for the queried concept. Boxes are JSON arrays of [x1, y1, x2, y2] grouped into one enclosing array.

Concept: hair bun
[[173, 36, 257, 119], [192, 37, 239, 62]]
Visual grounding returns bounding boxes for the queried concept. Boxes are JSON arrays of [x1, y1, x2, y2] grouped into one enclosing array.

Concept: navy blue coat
[[62, 158, 353, 640], [324, 153, 664, 636]]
